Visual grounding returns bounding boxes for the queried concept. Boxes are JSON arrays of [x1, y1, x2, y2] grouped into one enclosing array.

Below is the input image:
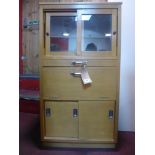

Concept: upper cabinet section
[[40, 3, 121, 59]]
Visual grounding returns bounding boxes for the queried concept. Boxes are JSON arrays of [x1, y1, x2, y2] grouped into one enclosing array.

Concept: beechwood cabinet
[[39, 1, 122, 148]]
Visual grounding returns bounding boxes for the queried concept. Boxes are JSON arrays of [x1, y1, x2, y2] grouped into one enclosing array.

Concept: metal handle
[[109, 110, 114, 119], [71, 60, 87, 66], [45, 108, 51, 117], [73, 109, 78, 117], [70, 72, 81, 77]]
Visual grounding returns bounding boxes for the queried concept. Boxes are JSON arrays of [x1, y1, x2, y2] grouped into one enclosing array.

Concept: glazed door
[[45, 101, 78, 138], [45, 9, 117, 58], [45, 12, 78, 57], [79, 101, 115, 141], [78, 9, 117, 57]]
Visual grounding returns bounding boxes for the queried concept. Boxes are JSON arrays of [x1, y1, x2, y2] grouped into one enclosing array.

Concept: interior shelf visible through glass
[[82, 14, 112, 52], [50, 16, 77, 53], [45, 9, 117, 57]]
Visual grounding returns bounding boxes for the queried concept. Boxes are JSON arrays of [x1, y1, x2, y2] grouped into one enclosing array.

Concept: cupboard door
[[45, 13, 77, 57], [79, 101, 115, 141], [45, 101, 78, 138], [78, 9, 117, 57], [42, 67, 117, 100], [44, 9, 117, 58]]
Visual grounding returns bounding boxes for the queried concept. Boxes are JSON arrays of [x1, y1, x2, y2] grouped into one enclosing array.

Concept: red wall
[[19, 78, 39, 90], [19, 78, 40, 114]]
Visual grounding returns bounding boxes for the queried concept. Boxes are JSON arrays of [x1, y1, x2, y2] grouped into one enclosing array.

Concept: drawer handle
[[73, 109, 78, 117], [71, 60, 87, 66], [45, 108, 51, 117], [109, 110, 114, 119], [70, 72, 81, 77]]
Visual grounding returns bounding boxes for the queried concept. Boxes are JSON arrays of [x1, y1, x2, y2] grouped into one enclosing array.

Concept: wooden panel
[[41, 141, 116, 148], [19, 0, 23, 74], [22, 0, 39, 74], [41, 59, 120, 67], [79, 101, 115, 140], [39, 0, 59, 2], [60, 0, 107, 2], [42, 67, 118, 100], [45, 101, 78, 137], [39, 0, 107, 2]]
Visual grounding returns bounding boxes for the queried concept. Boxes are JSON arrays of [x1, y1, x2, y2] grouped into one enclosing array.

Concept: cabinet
[[39, 1, 121, 148]]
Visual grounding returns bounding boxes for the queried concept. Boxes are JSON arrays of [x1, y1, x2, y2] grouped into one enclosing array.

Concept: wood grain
[[22, 0, 39, 74], [39, 2, 122, 148], [45, 101, 78, 137], [79, 101, 115, 141], [42, 67, 118, 100]]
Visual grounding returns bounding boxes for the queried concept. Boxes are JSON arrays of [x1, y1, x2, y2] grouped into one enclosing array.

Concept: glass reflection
[[82, 14, 112, 52], [50, 16, 77, 52]]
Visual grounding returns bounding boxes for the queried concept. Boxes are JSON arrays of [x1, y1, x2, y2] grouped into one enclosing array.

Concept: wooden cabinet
[[39, 1, 121, 148]]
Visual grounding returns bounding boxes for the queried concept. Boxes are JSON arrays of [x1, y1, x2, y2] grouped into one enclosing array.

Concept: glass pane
[[50, 16, 77, 52], [82, 14, 112, 52]]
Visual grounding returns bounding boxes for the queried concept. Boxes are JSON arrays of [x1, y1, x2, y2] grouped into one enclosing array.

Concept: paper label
[[81, 67, 92, 85]]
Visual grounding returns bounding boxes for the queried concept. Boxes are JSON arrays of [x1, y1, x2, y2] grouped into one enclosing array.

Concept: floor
[[19, 112, 135, 155]]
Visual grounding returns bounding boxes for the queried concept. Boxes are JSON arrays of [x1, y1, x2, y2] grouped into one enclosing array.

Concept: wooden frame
[[39, 2, 122, 148], [39, 2, 122, 60], [78, 9, 117, 57], [45, 12, 78, 56], [45, 9, 117, 58]]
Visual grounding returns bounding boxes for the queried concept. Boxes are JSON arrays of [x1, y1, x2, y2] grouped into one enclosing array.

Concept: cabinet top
[[39, 1, 122, 6]]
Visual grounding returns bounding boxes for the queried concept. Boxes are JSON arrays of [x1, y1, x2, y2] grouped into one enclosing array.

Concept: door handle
[[71, 60, 87, 66], [73, 109, 78, 118], [109, 110, 114, 119], [45, 108, 51, 117], [70, 72, 81, 77]]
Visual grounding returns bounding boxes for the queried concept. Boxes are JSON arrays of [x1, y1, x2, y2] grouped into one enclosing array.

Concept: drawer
[[41, 67, 118, 100], [41, 59, 119, 67]]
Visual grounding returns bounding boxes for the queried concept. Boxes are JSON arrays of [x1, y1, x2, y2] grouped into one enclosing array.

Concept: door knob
[[113, 31, 117, 35], [70, 72, 81, 77], [108, 110, 114, 119], [71, 60, 87, 66], [45, 108, 51, 117], [46, 32, 49, 36], [73, 109, 78, 118]]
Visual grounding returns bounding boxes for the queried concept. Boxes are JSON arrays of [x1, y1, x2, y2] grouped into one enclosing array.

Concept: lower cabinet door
[[79, 101, 115, 141], [45, 101, 78, 138]]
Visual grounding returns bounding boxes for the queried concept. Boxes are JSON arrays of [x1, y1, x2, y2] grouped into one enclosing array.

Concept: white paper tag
[[81, 67, 92, 85]]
